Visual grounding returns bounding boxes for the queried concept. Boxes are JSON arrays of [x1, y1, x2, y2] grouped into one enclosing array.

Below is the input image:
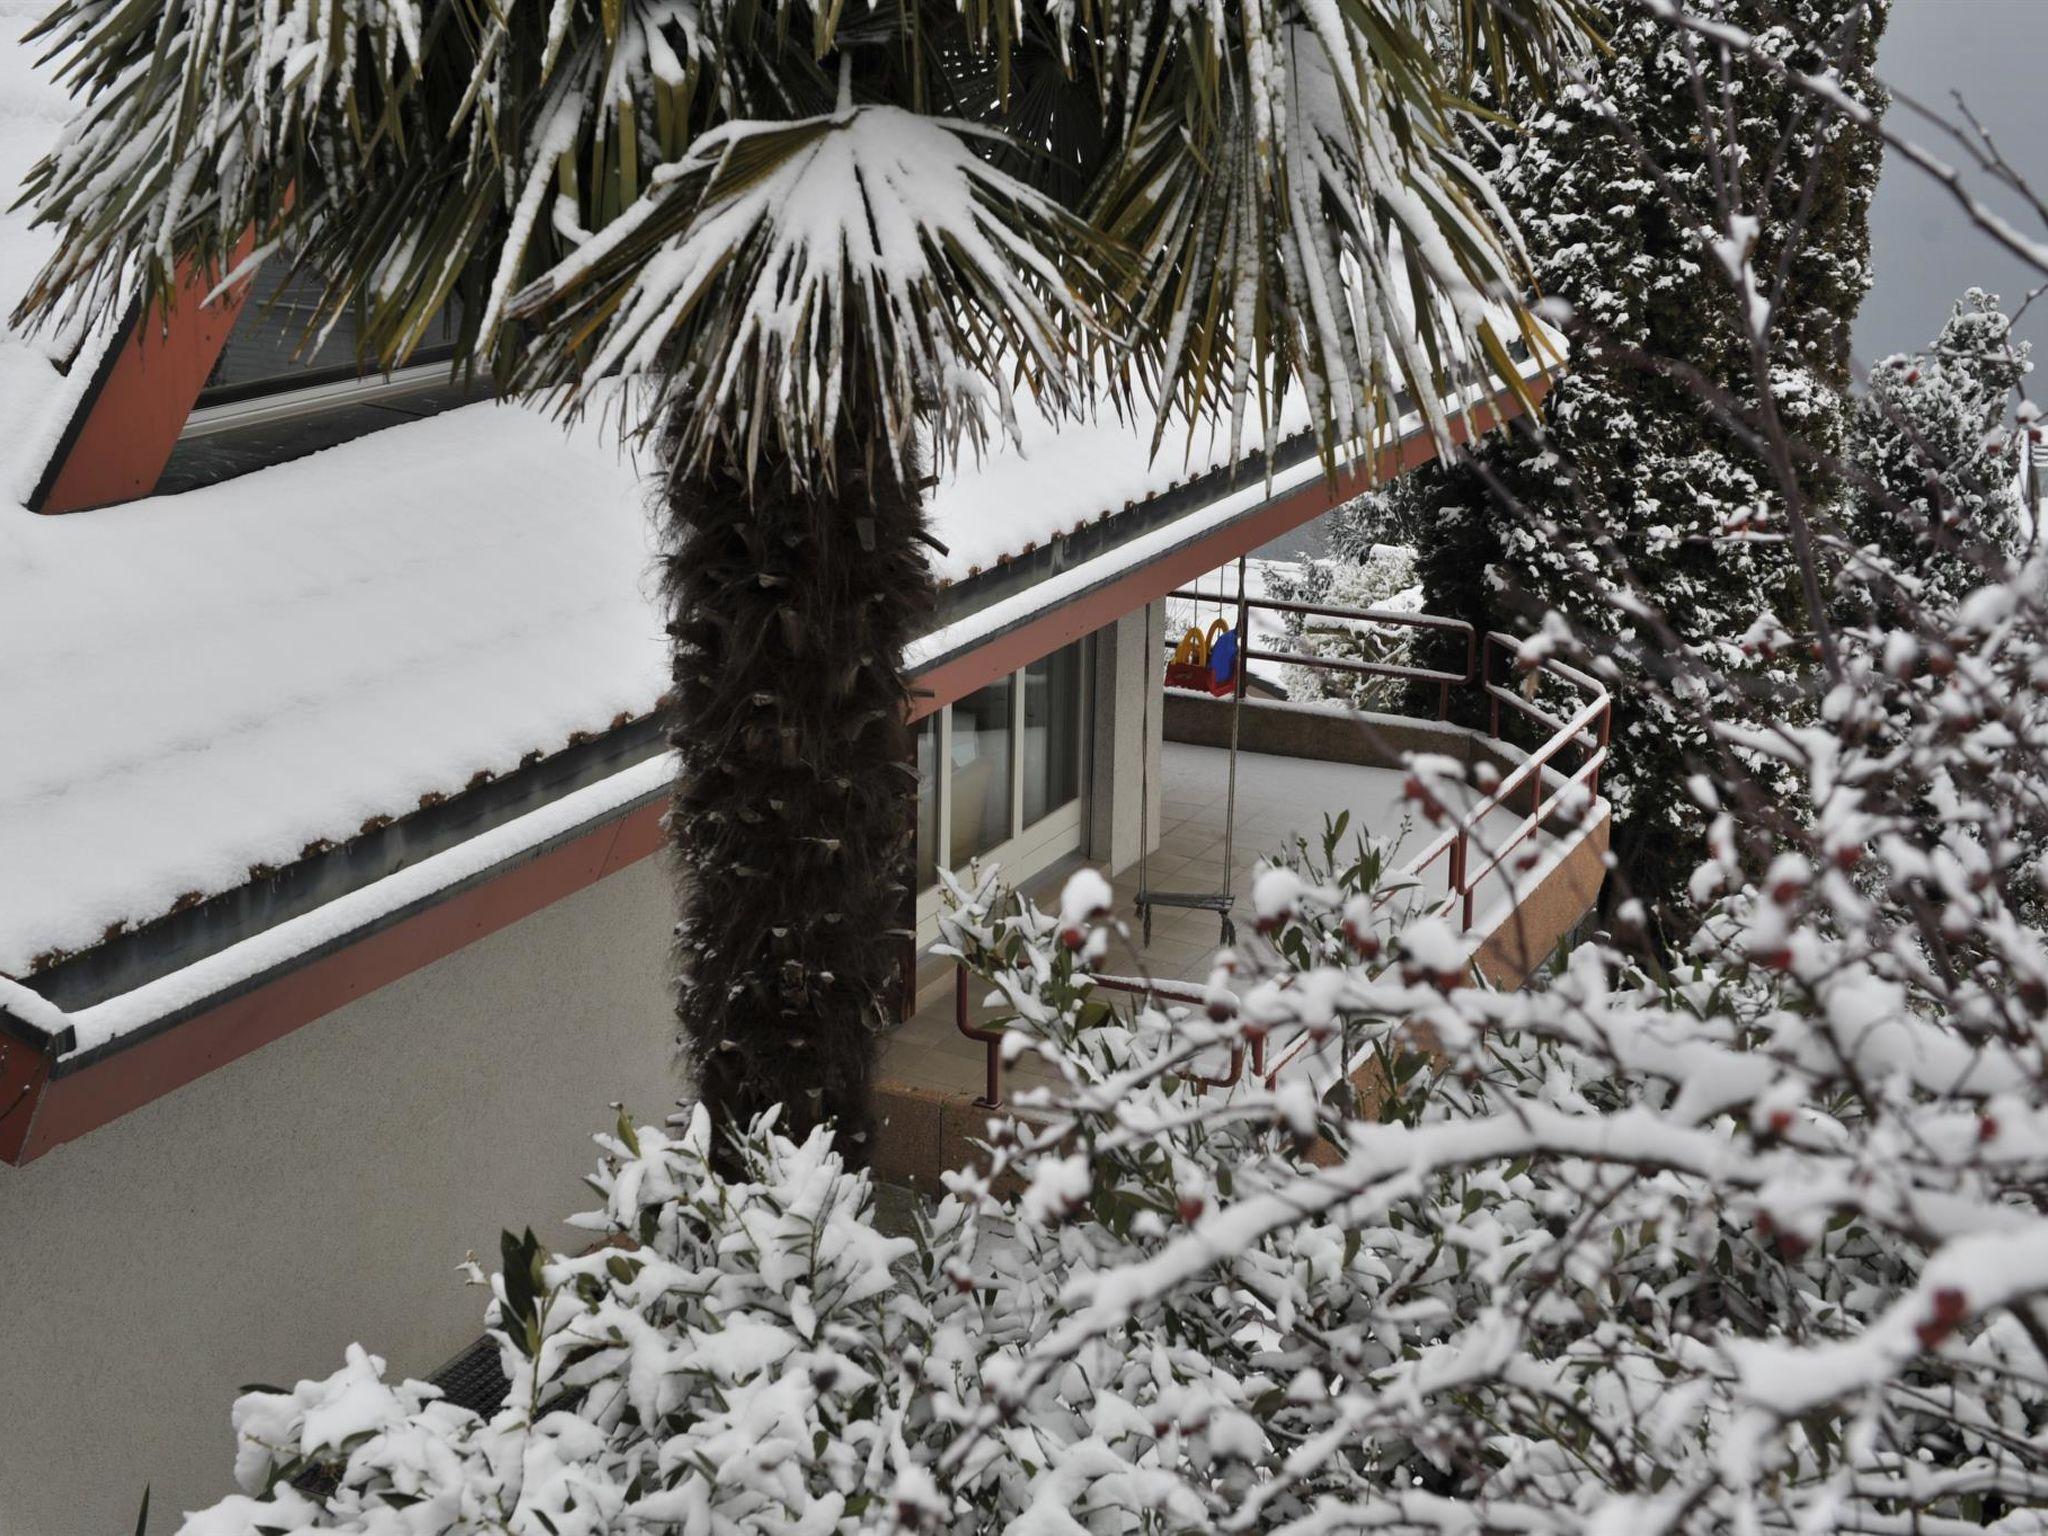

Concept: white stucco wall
[[0, 856, 682, 1536], [1087, 599, 1166, 871]]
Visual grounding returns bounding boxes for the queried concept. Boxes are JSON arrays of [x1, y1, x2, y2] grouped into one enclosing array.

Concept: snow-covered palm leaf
[[20, 0, 431, 336], [14, 0, 728, 363], [1085, 9, 1562, 469], [504, 102, 1112, 484], [15, 0, 1585, 479]]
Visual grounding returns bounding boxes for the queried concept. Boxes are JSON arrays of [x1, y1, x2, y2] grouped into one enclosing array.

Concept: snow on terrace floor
[[0, 403, 667, 975], [881, 742, 1533, 1101]]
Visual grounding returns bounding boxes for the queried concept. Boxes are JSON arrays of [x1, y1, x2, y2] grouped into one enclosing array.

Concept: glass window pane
[[1022, 642, 1083, 826], [202, 260, 459, 406], [916, 715, 938, 891], [949, 678, 1013, 868]]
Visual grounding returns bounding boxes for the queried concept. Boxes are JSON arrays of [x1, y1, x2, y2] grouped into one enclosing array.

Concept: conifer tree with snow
[[1840, 288, 2031, 622], [10, 0, 1587, 1156], [1385, 0, 1888, 937]]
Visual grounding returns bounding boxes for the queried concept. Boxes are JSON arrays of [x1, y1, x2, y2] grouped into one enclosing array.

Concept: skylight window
[[157, 262, 489, 494], [202, 264, 454, 404]]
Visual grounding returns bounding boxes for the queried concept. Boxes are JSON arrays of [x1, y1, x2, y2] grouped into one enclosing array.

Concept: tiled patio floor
[[878, 742, 1533, 1101]]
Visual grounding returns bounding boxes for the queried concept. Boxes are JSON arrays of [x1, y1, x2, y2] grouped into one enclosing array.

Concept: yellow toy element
[[1170, 626, 1210, 667]]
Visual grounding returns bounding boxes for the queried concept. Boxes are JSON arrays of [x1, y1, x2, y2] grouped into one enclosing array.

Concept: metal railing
[[1168, 586, 1478, 719], [1405, 633, 1611, 931], [951, 597, 1611, 1109]]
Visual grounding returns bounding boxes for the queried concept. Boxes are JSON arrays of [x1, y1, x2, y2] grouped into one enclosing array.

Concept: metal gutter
[[180, 356, 466, 436], [28, 714, 671, 1012], [46, 777, 668, 1078]]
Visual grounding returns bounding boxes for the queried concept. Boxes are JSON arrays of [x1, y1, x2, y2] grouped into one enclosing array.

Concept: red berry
[[1343, 922, 1381, 959], [1916, 1287, 1968, 1350]]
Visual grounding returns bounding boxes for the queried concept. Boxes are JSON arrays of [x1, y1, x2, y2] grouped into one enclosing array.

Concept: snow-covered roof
[[0, 404, 665, 977], [924, 394, 1315, 580], [0, 19, 1558, 1030], [0, 18, 1290, 979], [0, 361, 1551, 992], [0, 387, 1346, 980]]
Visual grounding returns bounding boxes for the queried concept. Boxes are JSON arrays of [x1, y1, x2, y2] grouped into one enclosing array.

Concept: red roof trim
[[30, 247, 254, 514]]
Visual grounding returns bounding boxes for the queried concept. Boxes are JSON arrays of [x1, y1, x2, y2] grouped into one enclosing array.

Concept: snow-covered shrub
[[1264, 540, 1425, 712], [183, 1107, 985, 1535], [929, 539, 2048, 1533], [179, 539, 2048, 1535], [184, 558, 2048, 1532]]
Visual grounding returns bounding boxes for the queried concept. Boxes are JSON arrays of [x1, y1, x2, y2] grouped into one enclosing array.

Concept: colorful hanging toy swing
[[1164, 614, 1240, 698]]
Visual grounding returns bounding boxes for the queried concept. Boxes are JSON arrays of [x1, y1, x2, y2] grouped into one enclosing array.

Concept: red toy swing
[[1164, 616, 1240, 698]]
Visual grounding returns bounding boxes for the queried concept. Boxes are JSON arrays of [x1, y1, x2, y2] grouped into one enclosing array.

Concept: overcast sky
[[1858, 0, 2048, 373]]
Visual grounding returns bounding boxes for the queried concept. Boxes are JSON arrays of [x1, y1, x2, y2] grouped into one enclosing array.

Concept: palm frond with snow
[[14, 0, 1588, 486], [1087, 11, 1562, 473], [504, 101, 1112, 485]]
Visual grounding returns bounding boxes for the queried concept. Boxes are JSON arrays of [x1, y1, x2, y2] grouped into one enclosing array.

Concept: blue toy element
[[1209, 626, 1240, 689]]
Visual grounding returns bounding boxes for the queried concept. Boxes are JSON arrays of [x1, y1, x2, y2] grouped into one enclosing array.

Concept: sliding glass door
[[914, 637, 1091, 943]]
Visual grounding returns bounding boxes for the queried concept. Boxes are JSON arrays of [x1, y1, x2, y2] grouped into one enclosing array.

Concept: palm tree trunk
[[659, 408, 932, 1165]]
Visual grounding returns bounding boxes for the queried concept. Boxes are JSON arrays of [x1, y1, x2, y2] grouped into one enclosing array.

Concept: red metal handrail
[[953, 965, 1007, 1109], [1401, 633, 1611, 931], [950, 971, 1255, 1111], [953, 610, 1612, 1109], [1096, 973, 1252, 1090]]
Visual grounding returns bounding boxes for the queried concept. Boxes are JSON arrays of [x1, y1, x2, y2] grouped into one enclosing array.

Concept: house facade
[[0, 50, 1597, 1536]]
